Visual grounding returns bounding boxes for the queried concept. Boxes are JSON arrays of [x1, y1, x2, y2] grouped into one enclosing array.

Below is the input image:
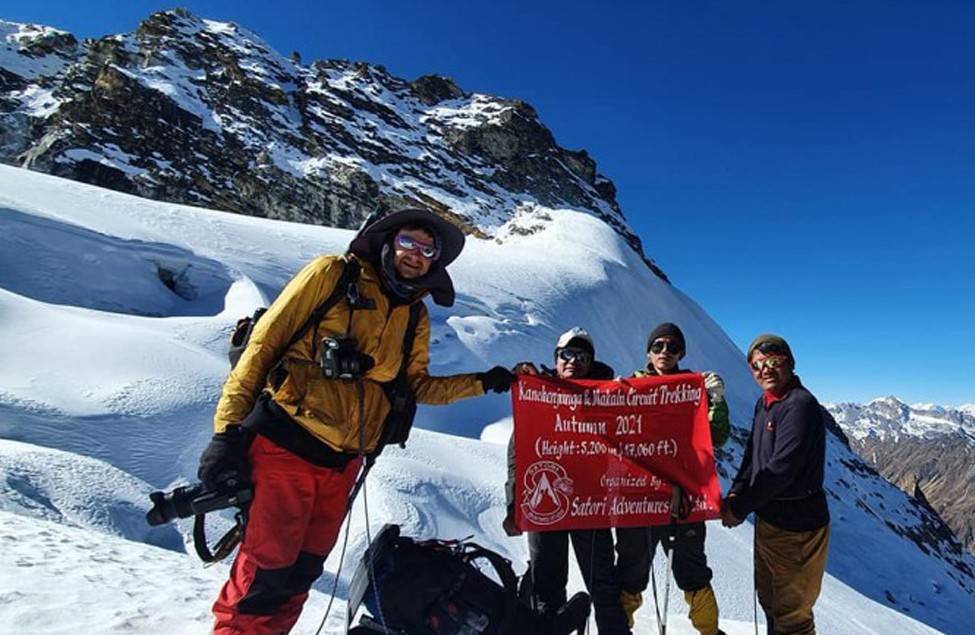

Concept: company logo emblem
[[520, 461, 573, 526]]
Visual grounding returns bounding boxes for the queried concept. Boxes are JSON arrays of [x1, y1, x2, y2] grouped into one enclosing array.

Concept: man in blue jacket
[[721, 334, 830, 635]]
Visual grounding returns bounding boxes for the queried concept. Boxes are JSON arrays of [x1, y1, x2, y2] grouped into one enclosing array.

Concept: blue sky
[[3, 1, 974, 405]]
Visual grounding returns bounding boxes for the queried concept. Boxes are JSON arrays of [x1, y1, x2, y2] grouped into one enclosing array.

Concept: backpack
[[228, 258, 362, 370], [347, 524, 590, 635]]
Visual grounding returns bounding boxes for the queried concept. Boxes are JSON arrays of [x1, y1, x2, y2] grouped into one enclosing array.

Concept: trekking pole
[[319, 380, 375, 635], [346, 453, 376, 513], [659, 484, 683, 635], [754, 587, 759, 635]]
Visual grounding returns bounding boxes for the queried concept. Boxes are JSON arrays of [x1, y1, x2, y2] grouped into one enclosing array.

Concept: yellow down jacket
[[213, 254, 484, 453]]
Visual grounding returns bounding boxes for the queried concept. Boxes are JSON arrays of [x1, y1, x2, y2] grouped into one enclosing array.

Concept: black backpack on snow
[[347, 524, 590, 635]]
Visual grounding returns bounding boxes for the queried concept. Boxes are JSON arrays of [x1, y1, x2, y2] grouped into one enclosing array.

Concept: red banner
[[512, 373, 721, 531]]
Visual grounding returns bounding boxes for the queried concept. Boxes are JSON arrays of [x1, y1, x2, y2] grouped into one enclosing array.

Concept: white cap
[[556, 327, 595, 355]]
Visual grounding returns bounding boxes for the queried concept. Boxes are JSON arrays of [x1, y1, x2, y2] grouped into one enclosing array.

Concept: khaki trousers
[[754, 518, 830, 635]]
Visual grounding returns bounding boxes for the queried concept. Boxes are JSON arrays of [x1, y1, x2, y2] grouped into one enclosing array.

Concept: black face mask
[[378, 243, 418, 301]]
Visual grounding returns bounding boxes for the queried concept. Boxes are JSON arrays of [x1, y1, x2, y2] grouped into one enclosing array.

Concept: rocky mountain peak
[[409, 74, 466, 106], [0, 9, 665, 279], [828, 398, 975, 557]]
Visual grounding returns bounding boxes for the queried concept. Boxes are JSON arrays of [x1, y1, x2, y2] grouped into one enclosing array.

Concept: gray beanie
[[746, 334, 794, 361]]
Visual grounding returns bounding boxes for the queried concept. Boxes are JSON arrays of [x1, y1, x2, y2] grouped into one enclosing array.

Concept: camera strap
[[193, 507, 248, 565], [302, 257, 363, 363]]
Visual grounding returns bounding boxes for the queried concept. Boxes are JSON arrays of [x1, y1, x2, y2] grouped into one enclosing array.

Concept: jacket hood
[[348, 208, 465, 307]]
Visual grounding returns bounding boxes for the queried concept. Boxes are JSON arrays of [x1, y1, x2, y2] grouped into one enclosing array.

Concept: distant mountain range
[[827, 397, 975, 555]]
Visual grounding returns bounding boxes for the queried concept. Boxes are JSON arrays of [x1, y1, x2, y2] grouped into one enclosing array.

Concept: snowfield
[[0, 164, 968, 634]]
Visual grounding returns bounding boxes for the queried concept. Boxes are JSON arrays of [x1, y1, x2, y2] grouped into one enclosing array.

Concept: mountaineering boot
[[620, 589, 642, 629], [684, 584, 720, 635], [549, 592, 592, 635]]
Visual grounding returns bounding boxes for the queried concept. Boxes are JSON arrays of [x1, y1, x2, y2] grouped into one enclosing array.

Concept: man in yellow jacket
[[199, 208, 515, 635]]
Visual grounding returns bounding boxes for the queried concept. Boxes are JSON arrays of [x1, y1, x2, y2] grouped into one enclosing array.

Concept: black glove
[[198, 426, 254, 491], [478, 366, 516, 394], [502, 507, 522, 537]]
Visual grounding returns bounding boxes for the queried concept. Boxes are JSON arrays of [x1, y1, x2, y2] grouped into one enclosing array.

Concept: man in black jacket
[[504, 327, 631, 635], [721, 334, 830, 635]]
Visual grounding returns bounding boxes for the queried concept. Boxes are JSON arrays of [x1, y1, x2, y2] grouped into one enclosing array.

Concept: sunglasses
[[557, 348, 592, 364], [649, 340, 683, 355], [750, 356, 788, 372], [394, 233, 440, 260]]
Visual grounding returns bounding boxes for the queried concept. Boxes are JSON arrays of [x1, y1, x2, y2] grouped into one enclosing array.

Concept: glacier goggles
[[393, 232, 440, 260], [649, 339, 683, 355], [749, 356, 789, 373], [557, 347, 593, 364]]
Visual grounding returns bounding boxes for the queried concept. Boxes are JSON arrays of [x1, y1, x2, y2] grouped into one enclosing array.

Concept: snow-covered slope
[[1, 165, 973, 634]]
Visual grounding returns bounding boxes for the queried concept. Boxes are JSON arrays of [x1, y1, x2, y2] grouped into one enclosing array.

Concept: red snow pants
[[212, 435, 363, 635]]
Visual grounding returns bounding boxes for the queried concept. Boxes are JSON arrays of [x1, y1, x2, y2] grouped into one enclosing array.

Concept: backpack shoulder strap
[[371, 301, 424, 456], [461, 543, 519, 633], [399, 301, 424, 371], [285, 256, 361, 351], [463, 543, 518, 592]]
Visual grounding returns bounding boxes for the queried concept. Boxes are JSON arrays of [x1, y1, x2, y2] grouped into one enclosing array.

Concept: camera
[[321, 335, 375, 380], [146, 478, 253, 526]]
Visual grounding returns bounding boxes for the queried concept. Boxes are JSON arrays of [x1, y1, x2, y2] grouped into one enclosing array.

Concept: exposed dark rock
[[0, 9, 666, 278], [409, 74, 464, 106], [857, 434, 975, 557]]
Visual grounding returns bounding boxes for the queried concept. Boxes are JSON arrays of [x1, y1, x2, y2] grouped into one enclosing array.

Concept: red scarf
[[763, 376, 799, 407]]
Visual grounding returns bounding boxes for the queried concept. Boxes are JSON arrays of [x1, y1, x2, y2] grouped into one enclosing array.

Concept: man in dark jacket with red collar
[[721, 334, 830, 635]]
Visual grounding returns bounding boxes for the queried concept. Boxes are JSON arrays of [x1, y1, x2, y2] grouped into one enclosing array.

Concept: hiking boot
[[620, 590, 643, 629], [549, 592, 591, 635]]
